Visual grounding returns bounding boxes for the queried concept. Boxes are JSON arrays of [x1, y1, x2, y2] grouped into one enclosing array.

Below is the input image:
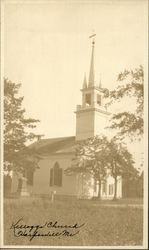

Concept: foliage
[[105, 138, 137, 177], [104, 65, 144, 140], [65, 135, 108, 198], [4, 78, 42, 174], [65, 135, 137, 199], [105, 137, 138, 199]]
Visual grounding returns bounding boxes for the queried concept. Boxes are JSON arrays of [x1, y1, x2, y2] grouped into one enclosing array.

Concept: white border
[[0, 0, 148, 249]]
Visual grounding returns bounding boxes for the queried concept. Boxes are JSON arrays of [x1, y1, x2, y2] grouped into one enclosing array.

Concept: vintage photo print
[[0, 0, 148, 249]]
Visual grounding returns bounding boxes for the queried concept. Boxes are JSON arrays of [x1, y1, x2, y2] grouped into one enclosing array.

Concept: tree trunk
[[113, 175, 117, 200], [97, 179, 101, 199]]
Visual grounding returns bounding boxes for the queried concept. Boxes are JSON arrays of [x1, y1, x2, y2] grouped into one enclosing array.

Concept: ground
[[4, 196, 143, 246]]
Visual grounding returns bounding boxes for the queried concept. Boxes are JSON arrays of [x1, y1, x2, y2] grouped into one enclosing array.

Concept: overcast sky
[[4, 0, 147, 140]]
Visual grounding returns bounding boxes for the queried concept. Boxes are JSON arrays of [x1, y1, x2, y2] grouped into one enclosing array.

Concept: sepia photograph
[[0, 0, 148, 248]]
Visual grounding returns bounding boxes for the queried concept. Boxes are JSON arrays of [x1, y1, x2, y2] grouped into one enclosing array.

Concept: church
[[11, 35, 122, 199]]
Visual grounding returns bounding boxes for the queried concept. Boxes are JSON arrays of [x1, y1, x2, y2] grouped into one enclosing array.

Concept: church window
[[50, 162, 62, 187], [109, 184, 114, 195], [85, 94, 91, 106], [97, 94, 101, 106]]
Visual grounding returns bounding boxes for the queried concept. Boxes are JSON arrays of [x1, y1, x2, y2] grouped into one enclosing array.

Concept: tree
[[65, 135, 137, 200], [65, 135, 108, 199], [105, 138, 138, 200], [104, 65, 144, 140], [4, 78, 42, 174]]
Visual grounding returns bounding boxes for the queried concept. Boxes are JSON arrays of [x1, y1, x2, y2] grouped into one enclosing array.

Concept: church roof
[[29, 136, 76, 155]]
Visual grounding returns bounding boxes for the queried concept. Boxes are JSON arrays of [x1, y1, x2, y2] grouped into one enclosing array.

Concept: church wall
[[10, 155, 122, 199], [76, 111, 94, 141], [94, 111, 109, 136], [33, 154, 77, 196]]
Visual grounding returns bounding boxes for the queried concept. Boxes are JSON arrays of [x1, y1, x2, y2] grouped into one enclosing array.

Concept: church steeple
[[75, 34, 110, 141], [99, 74, 102, 88], [88, 34, 96, 87], [82, 73, 87, 89]]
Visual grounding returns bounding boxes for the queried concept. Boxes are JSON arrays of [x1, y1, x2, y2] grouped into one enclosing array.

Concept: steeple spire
[[99, 74, 102, 88], [88, 33, 96, 87], [83, 73, 87, 89]]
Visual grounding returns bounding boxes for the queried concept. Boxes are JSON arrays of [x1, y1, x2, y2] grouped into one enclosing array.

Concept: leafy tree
[[65, 135, 108, 198], [4, 78, 42, 174], [105, 138, 138, 199], [65, 135, 137, 199], [104, 65, 144, 140]]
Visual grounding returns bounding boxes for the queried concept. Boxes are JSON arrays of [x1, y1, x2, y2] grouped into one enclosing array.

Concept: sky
[[4, 0, 147, 141]]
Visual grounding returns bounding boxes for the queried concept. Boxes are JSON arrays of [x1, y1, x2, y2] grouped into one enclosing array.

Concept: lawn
[[4, 197, 143, 246]]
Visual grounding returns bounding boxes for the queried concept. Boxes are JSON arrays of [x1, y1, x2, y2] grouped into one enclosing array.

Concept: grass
[[4, 197, 143, 246]]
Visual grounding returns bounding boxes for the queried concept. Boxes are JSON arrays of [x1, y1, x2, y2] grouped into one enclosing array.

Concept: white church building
[[11, 36, 122, 199]]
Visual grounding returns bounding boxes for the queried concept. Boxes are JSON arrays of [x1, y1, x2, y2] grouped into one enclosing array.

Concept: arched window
[[49, 162, 62, 187]]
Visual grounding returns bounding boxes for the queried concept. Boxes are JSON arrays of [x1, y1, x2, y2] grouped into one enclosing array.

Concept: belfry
[[75, 34, 110, 141]]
